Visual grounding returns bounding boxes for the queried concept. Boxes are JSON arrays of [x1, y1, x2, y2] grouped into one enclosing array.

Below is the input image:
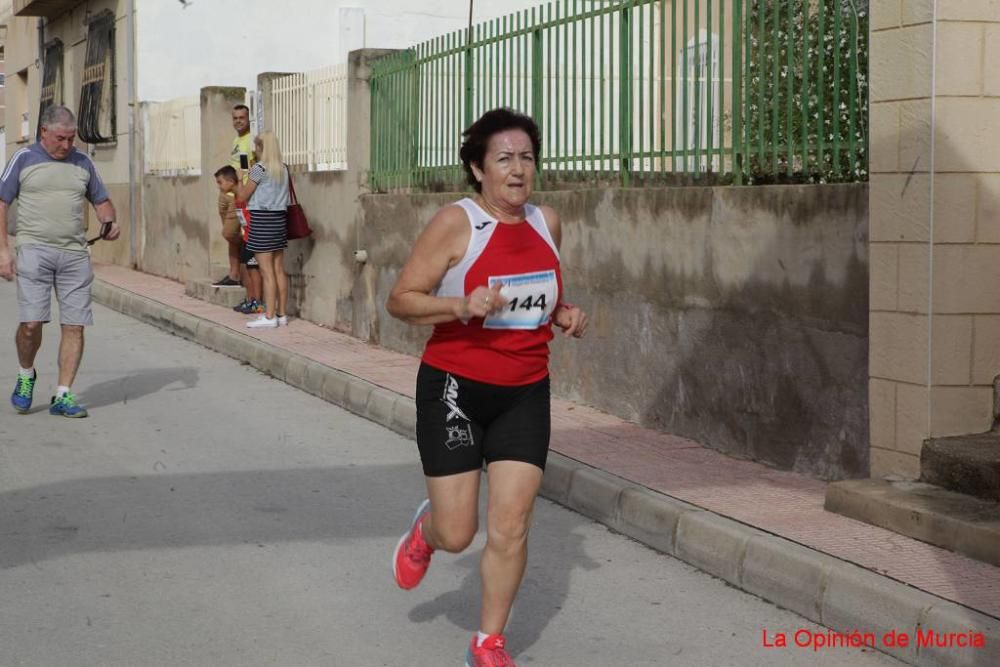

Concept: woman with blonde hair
[[238, 131, 290, 328]]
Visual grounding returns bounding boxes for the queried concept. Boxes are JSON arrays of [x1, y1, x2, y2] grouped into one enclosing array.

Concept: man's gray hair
[[39, 105, 77, 130]]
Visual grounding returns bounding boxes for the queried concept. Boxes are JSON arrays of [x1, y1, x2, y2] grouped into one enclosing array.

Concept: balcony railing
[[14, 0, 82, 19]]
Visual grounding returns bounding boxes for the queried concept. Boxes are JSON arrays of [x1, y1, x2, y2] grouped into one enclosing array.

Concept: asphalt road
[[0, 281, 899, 666]]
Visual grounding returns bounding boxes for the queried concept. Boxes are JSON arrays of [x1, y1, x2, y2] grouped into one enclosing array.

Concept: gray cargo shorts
[[15, 244, 94, 326]]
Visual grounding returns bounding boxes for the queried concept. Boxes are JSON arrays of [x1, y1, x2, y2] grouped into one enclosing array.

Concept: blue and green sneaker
[[11, 371, 36, 413], [49, 392, 88, 418]]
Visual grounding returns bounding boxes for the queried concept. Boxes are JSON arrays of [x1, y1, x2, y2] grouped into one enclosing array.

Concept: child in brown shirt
[[215, 165, 262, 312]]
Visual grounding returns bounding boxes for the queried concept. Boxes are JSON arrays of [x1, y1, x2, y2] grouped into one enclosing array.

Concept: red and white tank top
[[422, 198, 563, 386]]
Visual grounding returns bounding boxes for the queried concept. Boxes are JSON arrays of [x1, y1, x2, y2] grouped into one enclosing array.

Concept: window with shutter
[[78, 10, 116, 144]]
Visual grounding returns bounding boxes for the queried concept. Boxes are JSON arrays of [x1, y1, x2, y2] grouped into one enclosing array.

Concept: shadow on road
[[78, 366, 200, 409], [0, 465, 416, 571], [0, 463, 599, 654]]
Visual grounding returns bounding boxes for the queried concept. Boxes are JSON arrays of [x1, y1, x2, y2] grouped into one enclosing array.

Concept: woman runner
[[386, 108, 588, 667]]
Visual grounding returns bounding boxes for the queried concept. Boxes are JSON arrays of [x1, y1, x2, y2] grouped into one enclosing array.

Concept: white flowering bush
[[744, 0, 868, 184]]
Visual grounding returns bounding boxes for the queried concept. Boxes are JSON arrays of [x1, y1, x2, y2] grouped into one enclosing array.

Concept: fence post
[[464, 28, 475, 129], [256, 72, 295, 134], [531, 27, 543, 189], [618, 3, 632, 187], [411, 51, 422, 188], [358, 49, 404, 192], [732, 0, 744, 185], [307, 73, 315, 170]]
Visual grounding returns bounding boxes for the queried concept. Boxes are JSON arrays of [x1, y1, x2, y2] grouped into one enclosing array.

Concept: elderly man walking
[[0, 105, 119, 418]]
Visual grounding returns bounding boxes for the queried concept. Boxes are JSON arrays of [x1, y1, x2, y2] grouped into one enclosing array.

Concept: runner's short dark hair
[[233, 104, 250, 114], [459, 108, 541, 193]]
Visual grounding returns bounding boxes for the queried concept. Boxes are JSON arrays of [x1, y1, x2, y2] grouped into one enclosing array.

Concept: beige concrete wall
[[358, 185, 869, 480], [134, 87, 245, 283], [4, 5, 42, 149], [256, 51, 395, 324], [869, 0, 1000, 479], [131, 50, 391, 293], [138, 176, 209, 282], [124, 47, 868, 480], [278, 168, 358, 323]]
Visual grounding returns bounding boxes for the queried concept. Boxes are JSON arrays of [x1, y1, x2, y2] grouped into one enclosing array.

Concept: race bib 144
[[483, 270, 558, 330]]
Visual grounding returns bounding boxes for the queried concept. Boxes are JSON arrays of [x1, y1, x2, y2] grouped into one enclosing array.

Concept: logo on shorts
[[444, 424, 474, 450], [442, 374, 470, 422], [442, 374, 473, 449]]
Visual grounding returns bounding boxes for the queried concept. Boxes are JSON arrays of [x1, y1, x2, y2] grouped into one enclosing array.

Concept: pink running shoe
[[465, 634, 516, 667], [393, 499, 434, 589]]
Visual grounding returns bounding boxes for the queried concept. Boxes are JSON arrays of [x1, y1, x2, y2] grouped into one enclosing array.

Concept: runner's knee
[[431, 519, 477, 553], [486, 507, 531, 550]]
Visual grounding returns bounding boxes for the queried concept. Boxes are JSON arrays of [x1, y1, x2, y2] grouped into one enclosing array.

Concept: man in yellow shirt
[[216, 104, 257, 287], [230, 104, 255, 180]]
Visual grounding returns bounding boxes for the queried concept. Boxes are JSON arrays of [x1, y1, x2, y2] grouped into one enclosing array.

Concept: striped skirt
[[246, 209, 288, 253]]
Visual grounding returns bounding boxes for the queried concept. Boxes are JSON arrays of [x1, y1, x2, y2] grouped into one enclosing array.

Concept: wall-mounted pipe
[[127, 0, 138, 266]]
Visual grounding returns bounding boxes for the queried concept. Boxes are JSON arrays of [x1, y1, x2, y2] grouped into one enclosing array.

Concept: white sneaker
[[246, 315, 278, 329], [276, 315, 288, 326]]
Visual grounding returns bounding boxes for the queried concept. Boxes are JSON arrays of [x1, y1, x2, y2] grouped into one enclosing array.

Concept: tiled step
[[184, 279, 245, 309], [825, 479, 1000, 567]]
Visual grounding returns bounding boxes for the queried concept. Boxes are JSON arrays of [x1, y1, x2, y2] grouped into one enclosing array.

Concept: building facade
[[1, 0, 543, 267]]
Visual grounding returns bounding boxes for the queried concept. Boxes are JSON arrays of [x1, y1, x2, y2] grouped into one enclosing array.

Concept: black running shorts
[[239, 243, 259, 268], [415, 363, 551, 477]]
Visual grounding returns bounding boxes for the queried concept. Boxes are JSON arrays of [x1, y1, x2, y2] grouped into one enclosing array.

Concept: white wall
[[136, 0, 543, 102]]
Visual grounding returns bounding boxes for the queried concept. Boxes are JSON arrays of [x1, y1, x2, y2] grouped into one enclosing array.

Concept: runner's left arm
[[539, 205, 588, 338]]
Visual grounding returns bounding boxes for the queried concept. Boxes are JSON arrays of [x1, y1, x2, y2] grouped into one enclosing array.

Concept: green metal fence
[[370, 0, 868, 192]]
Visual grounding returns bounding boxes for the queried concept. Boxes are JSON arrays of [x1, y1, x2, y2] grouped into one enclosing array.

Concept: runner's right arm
[[386, 204, 503, 325]]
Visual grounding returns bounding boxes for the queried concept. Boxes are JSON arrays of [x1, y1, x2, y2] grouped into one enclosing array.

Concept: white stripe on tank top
[[434, 198, 559, 301]]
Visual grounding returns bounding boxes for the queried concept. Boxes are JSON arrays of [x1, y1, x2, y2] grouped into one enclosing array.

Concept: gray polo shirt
[[0, 143, 110, 252]]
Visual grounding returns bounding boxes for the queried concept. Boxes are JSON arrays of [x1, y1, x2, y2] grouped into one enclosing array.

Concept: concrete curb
[[93, 280, 1000, 667]]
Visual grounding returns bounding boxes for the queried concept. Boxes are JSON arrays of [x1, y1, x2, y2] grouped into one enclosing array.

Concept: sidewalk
[[92, 264, 999, 666]]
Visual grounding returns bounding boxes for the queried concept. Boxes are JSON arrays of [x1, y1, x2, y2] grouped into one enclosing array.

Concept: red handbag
[[286, 169, 313, 240]]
